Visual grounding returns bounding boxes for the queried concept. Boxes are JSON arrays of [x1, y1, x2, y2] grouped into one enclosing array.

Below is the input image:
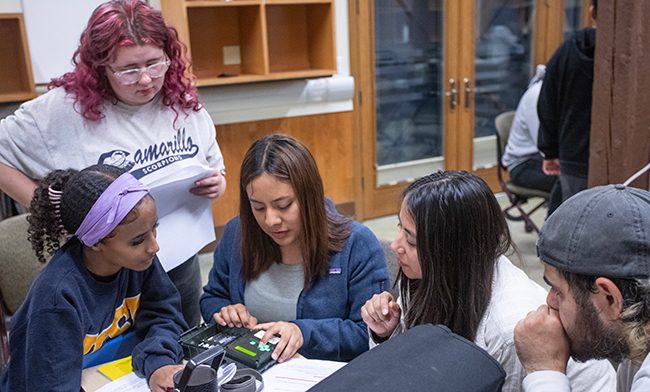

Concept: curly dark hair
[[28, 164, 128, 263]]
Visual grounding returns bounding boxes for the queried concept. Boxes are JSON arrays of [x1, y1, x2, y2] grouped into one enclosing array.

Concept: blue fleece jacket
[[0, 237, 186, 392], [200, 216, 389, 361]]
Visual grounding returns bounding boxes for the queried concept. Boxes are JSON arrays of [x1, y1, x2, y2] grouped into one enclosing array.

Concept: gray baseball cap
[[538, 184, 650, 278]]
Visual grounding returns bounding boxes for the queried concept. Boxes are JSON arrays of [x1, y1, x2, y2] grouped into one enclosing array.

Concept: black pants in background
[[509, 154, 562, 216]]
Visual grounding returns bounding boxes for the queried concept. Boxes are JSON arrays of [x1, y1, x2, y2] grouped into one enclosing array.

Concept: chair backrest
[[378, 239, 400, 299], [0, 214, 48, 315], [494, 111, 516, 163]]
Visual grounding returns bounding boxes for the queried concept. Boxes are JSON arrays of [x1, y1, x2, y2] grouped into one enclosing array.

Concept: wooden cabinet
[[0, 13, 36, 103], [160, 0, 336, 86]]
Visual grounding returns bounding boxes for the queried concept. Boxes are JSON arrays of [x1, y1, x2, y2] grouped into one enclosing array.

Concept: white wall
[[22, 0, 106, 84], [334, 0, 350, 77], [0, 0, 22, 13]]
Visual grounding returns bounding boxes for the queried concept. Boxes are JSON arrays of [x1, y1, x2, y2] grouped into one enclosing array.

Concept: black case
[[308, 324, 506, 392]]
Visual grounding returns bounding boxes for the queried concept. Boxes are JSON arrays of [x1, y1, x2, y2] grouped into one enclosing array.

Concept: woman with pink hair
[[0, 0, 225, 328]]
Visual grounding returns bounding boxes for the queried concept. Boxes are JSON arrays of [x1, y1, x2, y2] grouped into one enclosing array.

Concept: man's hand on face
[[514, 304, 570, 375]]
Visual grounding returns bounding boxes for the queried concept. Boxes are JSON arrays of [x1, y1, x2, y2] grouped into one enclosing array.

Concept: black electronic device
[[179, 323, 278, 372], [174, 345, 225, 392]]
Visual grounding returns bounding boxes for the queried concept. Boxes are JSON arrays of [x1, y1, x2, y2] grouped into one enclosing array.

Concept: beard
[[567, 295, 629, 363]]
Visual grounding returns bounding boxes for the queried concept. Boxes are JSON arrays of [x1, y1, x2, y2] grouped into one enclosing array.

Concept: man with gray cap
[[514, 184, 650, 391]]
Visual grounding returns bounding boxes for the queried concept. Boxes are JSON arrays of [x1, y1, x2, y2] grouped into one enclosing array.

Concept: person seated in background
[[0, 165, 186, 392], [514, 184, 650, 392], [200, 134, 389, 363], [502, 65, 560, 214], [361, 170, 615, 392]]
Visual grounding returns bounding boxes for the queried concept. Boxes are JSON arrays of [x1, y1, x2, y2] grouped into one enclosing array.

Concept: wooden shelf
[[161, 0, 336, 86], [195, 68, 336, 86], [185, 1, 262, 8], [0, 14, 36, 103], [266, 0, 332, 4], [266, 3, 335, 73]]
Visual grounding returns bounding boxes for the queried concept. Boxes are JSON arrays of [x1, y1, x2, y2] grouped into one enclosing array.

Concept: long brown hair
[[239, 134, 351, 288], [399, 171, 512, 341]]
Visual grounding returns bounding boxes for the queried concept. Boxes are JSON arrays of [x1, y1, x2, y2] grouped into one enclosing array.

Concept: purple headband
[[75, 172, 150, 247]]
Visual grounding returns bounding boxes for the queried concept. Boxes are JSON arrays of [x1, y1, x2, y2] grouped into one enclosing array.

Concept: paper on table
[[148, 165, 216, 271], [98, 356, 133, 380], [262, 358, 346, 392], [94, 372, 148, 392]]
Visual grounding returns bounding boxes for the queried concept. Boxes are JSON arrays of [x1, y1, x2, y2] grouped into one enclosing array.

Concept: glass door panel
[[374, 0, 444, 185], [472, 0, 534, 170], [564, 0, 583, 39]]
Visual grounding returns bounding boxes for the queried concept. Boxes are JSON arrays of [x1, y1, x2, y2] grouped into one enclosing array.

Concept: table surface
[[81, 353, 306, 392], [81, 363, 112, 392]]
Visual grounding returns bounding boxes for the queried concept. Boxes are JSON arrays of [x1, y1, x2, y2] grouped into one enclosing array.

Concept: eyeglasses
[[110, 59, 171, 85]]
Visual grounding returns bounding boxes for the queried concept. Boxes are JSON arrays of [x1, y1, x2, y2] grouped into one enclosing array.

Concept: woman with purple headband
[[0, 0, 225, 328], [0, 164, 186, 392]]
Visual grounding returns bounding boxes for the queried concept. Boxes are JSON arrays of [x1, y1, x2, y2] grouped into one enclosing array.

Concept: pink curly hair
[[49, 0, 200, 124]]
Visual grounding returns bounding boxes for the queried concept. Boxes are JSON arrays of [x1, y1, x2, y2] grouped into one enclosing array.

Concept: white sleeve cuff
[[523, 371, 571, 392]]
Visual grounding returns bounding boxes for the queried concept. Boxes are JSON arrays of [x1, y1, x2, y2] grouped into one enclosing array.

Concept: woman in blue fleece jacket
[[0, 165, 186, 392], [200, 134, 389, 363]]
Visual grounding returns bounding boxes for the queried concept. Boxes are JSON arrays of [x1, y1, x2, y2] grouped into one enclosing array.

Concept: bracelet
[[370, 329, 391, 344]]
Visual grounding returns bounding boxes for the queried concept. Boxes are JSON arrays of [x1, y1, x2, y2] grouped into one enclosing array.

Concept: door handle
[[463, 78, 475, 109], [445, 79, 458, 110]]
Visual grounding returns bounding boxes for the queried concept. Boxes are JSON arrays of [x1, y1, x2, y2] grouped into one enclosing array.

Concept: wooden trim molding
[[589, 0, 650, 189], [210, 111, 355, 226]]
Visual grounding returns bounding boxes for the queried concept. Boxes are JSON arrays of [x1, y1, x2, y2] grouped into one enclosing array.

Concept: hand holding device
[[253, 321, 303, 363], [179, 323, 279, 372], [214, 304, 258, 329], [149, 364, 184, 392]]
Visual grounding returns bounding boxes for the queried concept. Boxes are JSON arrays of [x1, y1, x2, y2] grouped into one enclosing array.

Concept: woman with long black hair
[[361, 170, 615, 392]]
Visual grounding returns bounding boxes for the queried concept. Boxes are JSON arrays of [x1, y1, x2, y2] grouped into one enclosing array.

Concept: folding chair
[[0, 214, 139, 370], [495, 111, 550, 233]]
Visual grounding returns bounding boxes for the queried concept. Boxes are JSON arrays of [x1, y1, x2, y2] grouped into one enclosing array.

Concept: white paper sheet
[[262, 358, 346, 392], [92, 358, 344, 392], [148, 165, 216, 271], [94, 372, 148, 392]]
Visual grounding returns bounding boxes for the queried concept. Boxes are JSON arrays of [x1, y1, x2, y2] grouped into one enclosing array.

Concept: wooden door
[[350, 0, 591, 221], [460, 0, 537, 186], [351, 0, 459, 220], [463, 0, 591, 182]]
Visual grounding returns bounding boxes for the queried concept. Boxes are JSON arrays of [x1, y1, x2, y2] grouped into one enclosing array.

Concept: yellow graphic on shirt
[[83, 295, 140, 355]]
